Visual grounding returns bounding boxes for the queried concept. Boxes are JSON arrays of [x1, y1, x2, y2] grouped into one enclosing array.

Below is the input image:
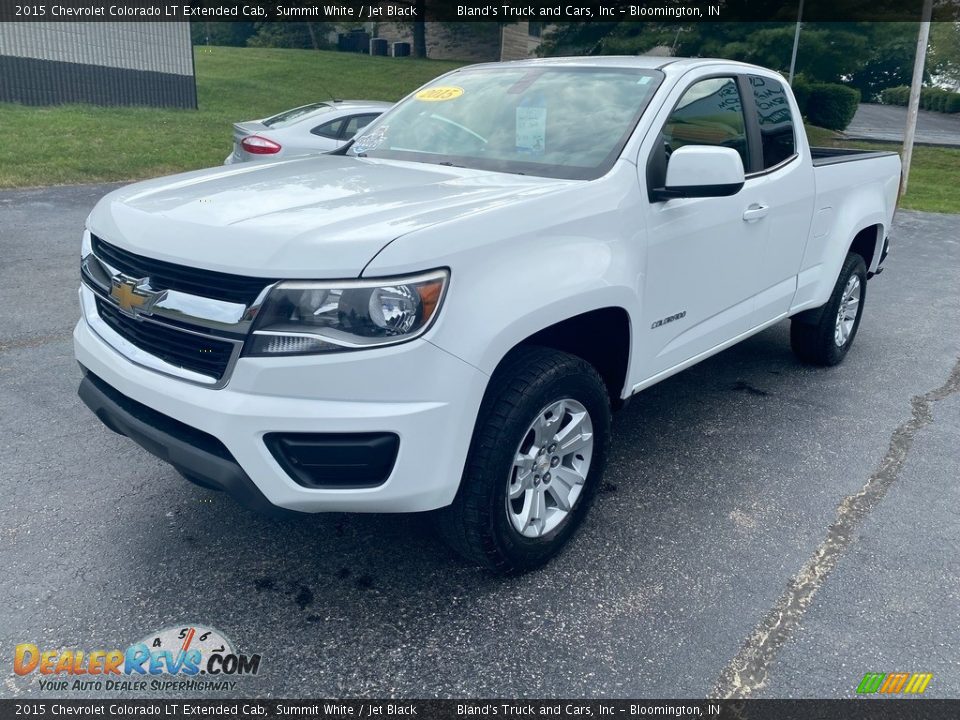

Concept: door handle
[[742, 204, 769, 222]]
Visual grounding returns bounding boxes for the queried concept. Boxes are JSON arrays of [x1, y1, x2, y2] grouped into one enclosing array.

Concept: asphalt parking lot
[[1, 184, 958, 699]]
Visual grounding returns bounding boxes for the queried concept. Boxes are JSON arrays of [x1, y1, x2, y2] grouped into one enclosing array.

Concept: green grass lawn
[[1, 46, 463, 188], [2, 47, 958, 213]]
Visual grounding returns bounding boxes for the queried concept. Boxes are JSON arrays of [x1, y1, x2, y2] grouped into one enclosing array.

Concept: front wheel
[[434, 347, 611, 574], [791, 252, 867, 366]]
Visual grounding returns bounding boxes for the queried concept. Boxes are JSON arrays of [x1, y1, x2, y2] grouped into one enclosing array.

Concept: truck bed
[[810, 146, 900, 167]]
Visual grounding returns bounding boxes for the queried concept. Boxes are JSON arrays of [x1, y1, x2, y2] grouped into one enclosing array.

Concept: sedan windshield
[[350, 66, 664, 180]]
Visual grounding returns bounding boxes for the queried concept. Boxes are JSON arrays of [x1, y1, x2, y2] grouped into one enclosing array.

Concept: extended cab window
[[663, 77, 749, 169], [749, 75, 796, 169]]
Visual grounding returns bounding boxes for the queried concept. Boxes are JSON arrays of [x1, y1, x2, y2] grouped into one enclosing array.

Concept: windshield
[[350, 66, 664, 180]]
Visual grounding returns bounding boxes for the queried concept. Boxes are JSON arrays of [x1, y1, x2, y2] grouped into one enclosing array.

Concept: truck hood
[[88, 155, 575, 278]]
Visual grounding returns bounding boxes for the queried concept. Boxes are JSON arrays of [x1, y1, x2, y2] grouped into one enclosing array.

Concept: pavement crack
[[0, 330, 73, 354], [710, 356, 960, 700]]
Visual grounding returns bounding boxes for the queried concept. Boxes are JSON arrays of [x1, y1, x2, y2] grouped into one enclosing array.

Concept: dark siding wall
[[0, 22, 196, 109]]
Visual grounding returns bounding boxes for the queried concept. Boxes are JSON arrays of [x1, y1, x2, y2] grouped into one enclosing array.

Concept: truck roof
[[466, 56, 769, 74]]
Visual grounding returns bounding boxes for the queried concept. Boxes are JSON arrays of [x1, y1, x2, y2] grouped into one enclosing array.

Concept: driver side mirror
[[652, 145, 745, 201]]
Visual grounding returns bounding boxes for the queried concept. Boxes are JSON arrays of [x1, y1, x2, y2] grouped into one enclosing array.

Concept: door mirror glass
[[658, 145, 745, 200]]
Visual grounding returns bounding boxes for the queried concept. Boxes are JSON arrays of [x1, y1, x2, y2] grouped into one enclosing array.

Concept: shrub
[[920, 88, 951, 111], [881, 86, 910, 106], [880, 85, 960, 113], [806, 83, 861, 131]]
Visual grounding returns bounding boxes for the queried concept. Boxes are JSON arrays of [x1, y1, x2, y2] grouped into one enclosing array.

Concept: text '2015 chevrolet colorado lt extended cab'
[[76, 57, 899, 573]]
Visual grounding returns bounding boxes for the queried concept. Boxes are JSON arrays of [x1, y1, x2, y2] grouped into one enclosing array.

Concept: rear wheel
[[435, 347, 611, 574], [791, 252, 867, 366]]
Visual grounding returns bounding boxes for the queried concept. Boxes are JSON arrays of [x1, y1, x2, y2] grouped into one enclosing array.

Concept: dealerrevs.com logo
[[14, 624, 261, 692]]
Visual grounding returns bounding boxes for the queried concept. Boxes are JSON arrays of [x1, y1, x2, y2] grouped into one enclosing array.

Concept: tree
[[246, 22, 333, 50], [189, 21, 256, 47], [930, 22, 960, 89], [412, 0, 427, 58], [540, 21, 924, 98], [847, 24, 923, 100]]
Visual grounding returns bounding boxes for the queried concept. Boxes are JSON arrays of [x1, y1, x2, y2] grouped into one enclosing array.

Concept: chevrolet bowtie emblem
[[109, 275, 166, 318]]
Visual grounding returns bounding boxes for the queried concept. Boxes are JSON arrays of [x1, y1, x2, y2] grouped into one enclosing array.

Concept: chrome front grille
[[80, 233, 275, 388], [95, 298, 235, 381], [91, 235, 275, 306]]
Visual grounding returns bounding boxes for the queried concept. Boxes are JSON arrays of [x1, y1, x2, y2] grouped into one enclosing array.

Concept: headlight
[[244, 269, 448, 356]]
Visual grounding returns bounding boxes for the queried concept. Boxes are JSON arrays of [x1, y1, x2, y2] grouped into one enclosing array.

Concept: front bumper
[[79, 369, 291, 517], [74, 315, 488, 513]]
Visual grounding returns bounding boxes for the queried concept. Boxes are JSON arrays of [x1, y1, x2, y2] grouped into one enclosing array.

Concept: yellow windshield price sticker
[[415, 86, 464, 102]]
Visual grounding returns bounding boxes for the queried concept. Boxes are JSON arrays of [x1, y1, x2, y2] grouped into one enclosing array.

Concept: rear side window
[[341, 113, 379, 138], [749, 75, 796, 169], [663, 77, 749, 169], [311, 119, 344, 139]]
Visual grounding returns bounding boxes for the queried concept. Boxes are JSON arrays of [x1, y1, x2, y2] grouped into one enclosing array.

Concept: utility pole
[[788, 0, 804, 84], [901, 0, 934, 196]]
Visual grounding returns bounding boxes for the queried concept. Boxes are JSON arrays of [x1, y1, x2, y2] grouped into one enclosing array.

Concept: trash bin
[[338, 31, 370, 53], [369, 38, 389, 56], [392, 42, 411, 58]]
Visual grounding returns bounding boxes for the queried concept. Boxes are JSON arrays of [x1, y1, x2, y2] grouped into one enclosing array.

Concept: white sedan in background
[[224, 100, 392, 164]]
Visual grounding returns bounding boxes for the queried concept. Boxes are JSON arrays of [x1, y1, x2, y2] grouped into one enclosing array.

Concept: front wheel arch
[[434, 346, 613, 573], [499, 306, 631, 408]]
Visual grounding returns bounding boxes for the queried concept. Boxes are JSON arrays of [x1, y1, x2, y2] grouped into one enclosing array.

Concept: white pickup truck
[[76, 57, 899, 572]]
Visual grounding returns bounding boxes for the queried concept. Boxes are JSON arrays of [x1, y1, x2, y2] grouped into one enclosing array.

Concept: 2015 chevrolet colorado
[[75, 57, 899, 572]]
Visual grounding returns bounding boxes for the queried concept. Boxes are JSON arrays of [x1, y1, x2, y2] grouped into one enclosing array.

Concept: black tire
[[434, 346, 611, 574], [790, 252, 867, 366]]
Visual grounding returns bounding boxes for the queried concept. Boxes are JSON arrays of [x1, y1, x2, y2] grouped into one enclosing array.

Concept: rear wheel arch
[[793, 223, 883, 326], [848, 223, 883, 272], [790, 252, 867, 366]]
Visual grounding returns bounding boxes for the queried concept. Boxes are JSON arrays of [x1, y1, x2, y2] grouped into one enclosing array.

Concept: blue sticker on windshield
[[352, 125, 388, 154]]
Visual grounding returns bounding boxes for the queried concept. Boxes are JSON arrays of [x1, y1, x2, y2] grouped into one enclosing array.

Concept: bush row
[[792, 78, 861, 131], [880, 85, 960, 113]]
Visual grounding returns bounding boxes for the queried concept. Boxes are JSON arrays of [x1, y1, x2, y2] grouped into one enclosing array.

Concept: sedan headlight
[[245, 269, 448, 356]]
